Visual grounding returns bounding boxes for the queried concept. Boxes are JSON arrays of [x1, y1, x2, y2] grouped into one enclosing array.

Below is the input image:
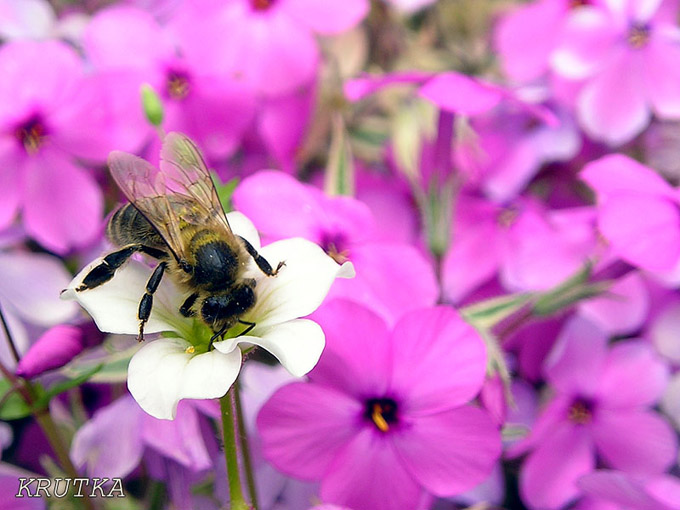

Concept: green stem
[[220, 387, 250, 510], [234, 382, 259, 509]]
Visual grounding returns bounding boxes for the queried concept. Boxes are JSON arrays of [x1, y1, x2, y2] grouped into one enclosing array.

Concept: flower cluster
[[0, 0, 679, 510]]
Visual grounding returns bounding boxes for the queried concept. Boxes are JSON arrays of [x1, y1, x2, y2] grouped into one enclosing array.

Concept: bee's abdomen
[[107, 204, 166, 249]]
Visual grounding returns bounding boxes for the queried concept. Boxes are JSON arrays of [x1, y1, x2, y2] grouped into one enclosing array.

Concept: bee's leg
[[237, 319, 256, 336], [77, 244, 166, 291], [137, 261, 167, 342], [179, 292, 199, 317], [238, 236, 285, 276], [208, 325, 227, 351]]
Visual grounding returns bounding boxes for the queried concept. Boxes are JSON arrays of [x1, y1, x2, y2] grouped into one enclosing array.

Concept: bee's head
[[201, 283, 256, 326]]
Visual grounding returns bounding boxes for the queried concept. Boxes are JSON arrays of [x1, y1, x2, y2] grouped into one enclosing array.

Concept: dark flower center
[[251, 0, 275, 11], [569, 0, 591, 8], [568, 399, 593, 425], [628, 23, 651, 49], [497, 205, 520, 228], [364, 398, 399, 433], [320, 231, 350, 264], [15, 115, 47, 155], [166, 70, 191, 100]]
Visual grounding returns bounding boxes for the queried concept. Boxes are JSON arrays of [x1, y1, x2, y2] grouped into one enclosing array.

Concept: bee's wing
[[158, 132, 235, 236], [108, 150, 187, 261]]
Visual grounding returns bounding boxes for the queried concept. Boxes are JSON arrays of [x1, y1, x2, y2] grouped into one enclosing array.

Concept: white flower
[[62, 212, 354, 419]]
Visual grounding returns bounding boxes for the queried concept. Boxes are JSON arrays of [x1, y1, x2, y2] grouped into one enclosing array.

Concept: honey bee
[[75, 132, 283, 344]]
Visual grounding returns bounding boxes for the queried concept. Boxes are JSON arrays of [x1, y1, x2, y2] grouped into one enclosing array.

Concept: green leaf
[[461, 292, 535, 331], [0, 378, 38, 420], [324, 114, 355, 196], [213, 175, 240, 212]]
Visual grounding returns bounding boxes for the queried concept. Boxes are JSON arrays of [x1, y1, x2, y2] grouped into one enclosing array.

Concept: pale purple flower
[[71, 394, 218, 504], [551, 0, 680, 144], [577, 470, 680, 510], [0, 39, 110, 253], [0, 463, 45, 509], [233, 171, 438, 324], [0, 0, 88, 42], [258, 300, 502, 510], [581, 154, 680, 280], [509, 316, 677, 510]]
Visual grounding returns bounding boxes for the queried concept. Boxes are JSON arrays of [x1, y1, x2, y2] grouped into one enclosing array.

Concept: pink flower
[[577, 470, 680, 510], [581, 154, 680, 279], [212, 0, 369, 97], [509, 317, 677, 510], [15, 325, 83, 378], [232, 171, 438, 323], [552, 0, 680, 144], [257, 300, 502, 510], [83, 5, 256, 161], [0, 39, 109, 253]]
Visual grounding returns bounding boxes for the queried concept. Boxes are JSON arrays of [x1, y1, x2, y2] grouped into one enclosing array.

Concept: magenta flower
[[15, 325, 83, 378], [83, 5, 256, 160], [509, 317, 677, 510], [441, 195, 597, 303], [552, 0, 680, 144], [233, 171, 438, 323], [581, 154, 680, 280], [0, 39, 110, 253], [577, 470, 680, 510], [257, 300, 502, 510], [211, 0, 369, 97]]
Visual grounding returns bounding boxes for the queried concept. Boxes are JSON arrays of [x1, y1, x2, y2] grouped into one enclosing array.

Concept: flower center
[[15, 115, 47, 155], [364, 398, 399, 433], [251, 0, 275, 11], [166, 70, 191, 100], [497, 205, 520, 228], [568, 399, 593, 425], [569, 0, 591, 8], [320, 232, 350, 264], [628, 23, 650, 49]]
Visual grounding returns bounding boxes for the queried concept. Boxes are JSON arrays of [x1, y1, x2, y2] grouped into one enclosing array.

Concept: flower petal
[[127, 337, 242, 419], [226, 211, 261, 251], [520, 423, 595, 510], [215, 319, 324, 377], [70, 395, 144, 479], [257, 381, 362, 480], [577, 49, 650, 145], [596, 340, 669, 409], [62, 259, 187, 336], [244, 238, 352, 329], [419, 72, 502, 115], [284, 0, 368, 35], [309, 299, 392, 398], [392, 406, 502, 496], [591, 409, 678, 475], [645, 34, 680, 117], [389, 307, 487, 415], [320, 428, 425, 510], [0, 251, 77, 326]]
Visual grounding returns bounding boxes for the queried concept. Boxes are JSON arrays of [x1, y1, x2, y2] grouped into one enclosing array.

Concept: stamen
[[252, 0, 274, 10], [166, 71, 190, 100], [568, 400, 592, 425], [497, 206, 519, 228], [185, 346, 195, 354], [15, 116, 47, 155], [371, 403, 390, 432], [628, 24, 650, 49]]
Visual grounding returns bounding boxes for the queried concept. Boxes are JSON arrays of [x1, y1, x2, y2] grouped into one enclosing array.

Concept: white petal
[[62, 258, 188, 336], [227, 210, 261, 250], [214, 319, 325, 377], [127, 337, 242, 420], [244, 238, 351, 329]]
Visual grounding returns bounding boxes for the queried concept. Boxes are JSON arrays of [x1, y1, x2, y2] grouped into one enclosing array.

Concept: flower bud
[[140, 83, 164, 127], [15, 325, 84, 378]]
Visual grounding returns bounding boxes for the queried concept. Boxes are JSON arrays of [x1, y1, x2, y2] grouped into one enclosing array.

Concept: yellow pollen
[[371, 403, 390, 432], [568, 402, 592, 425], [628, 25, 650, 49], [16, 124, 45, 154], [326, 243, 350, 264], [185, 346, 195, 354]]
